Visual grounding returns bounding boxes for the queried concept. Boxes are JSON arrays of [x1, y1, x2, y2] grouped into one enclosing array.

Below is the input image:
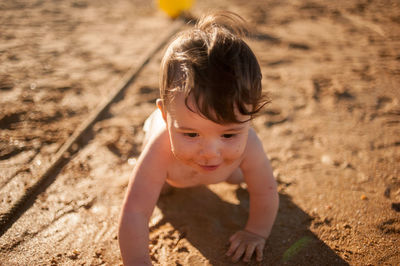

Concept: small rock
[[71, 143, 79, 152], [360, 194, 368, 200], [341, 161, 354, 169], [384, 187, 391, 198], [344, 224, 352, 229], [68, 250, 80, 260], [321, 155, 334, 165], [30, 82, 37, 90], [128, 158, 137, 165], [94, 250, 102, 258]]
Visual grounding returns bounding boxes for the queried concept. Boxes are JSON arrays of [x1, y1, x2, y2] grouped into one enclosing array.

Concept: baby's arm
[[226, 129, 279, 262], [118, 131, 169, 265]]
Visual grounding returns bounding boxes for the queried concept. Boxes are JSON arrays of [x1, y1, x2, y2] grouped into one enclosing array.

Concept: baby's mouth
[[198, 164, 220, 171]]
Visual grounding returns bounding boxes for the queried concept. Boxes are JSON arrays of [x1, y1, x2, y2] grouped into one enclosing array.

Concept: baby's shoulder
[[246, 128, 264, 151], [134, 128, 172, 181], [241, 128, 266, 167], [143, 127, 171, 158]]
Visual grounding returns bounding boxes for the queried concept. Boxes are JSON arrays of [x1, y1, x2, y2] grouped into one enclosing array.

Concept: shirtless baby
[[118, 11, 279, 265]]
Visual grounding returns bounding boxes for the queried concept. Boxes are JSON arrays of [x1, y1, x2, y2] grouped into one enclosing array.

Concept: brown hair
[[160, 10, 269, 124]]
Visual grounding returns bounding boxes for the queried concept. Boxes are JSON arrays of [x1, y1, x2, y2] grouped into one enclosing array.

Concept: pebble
[[360, 194, 368, 200], [30, 82, 37, 90], [321, 155, 334, 165], [384, 187, 391, 198], [68, 250, 80, 260], [94, 250, 102, 258], [71, 143, 79, 152], [128, 158, 137, 165], [340, 161, 353, 169]]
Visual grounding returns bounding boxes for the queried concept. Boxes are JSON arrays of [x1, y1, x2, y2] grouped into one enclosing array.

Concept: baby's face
[[160, 93, 250, 173]]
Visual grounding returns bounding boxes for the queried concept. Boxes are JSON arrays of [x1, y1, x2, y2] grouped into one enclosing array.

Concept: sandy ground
[[1, 0, 399, 265]]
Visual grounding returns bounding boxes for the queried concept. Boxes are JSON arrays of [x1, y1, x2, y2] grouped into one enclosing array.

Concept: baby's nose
[[200, 139, 220, 159]]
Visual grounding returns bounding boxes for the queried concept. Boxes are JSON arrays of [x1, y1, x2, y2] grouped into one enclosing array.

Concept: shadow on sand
[[155, 185, 348, 265]]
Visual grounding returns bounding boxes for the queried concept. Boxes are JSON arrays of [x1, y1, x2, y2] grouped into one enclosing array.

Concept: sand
[[0, 0, 399, 265]]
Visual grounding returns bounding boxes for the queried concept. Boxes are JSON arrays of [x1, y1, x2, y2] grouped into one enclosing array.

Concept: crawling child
[[118, 11, 279, 265]]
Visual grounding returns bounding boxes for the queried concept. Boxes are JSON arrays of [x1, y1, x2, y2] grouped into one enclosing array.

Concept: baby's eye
[[222, 134, 236, 139], [183, 133, 199, 138]]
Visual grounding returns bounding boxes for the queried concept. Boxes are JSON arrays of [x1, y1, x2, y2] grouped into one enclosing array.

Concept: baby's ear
[[156, 99, 167, 122]]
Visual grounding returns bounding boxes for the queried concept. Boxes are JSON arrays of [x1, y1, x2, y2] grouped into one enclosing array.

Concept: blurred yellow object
[[158, 0, 194, 18]]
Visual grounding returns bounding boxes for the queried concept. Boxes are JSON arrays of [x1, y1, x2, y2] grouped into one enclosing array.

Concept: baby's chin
[[172, 151, 240, 168]]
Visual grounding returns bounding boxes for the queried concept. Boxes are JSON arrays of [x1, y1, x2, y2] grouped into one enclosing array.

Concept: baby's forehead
[[166, 92, 251, 125], [165, 93, 206, 118], [169, 104, 250, 133]]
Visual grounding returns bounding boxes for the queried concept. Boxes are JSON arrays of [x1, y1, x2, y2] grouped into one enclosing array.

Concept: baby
[[118, 11, 279, 265]]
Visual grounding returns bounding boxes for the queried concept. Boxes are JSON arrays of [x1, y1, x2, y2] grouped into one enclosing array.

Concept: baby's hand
[[226, 230, 266, 263]]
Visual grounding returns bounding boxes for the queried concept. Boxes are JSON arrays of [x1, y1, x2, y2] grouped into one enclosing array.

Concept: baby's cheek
[[172, 139, 197, 160], [176, 148, 194, 160], [223, 142, 245, 161]]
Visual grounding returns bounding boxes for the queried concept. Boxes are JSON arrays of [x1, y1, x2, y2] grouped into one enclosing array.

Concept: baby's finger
[[255, 244, 264, 261], [229, 232, 239, 243], [226, 239, 241, 257], [243, 243, 256, 262], [231, 244, 246, 263]]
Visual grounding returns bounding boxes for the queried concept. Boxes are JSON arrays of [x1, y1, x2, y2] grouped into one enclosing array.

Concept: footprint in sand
[[263, 107, 289, 127], [384, 182, 400, 213], [378, 218, 400, 234], [311, 76, 354, 102], [0, 111, 25, 130], [139, 86, 158, 104]]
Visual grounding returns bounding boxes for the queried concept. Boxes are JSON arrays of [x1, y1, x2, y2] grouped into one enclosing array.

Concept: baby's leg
[[226, 168, 244, 184]]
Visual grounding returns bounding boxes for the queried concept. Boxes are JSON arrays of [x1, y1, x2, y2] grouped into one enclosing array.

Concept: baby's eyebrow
[[175, 126, 196, 131], [223, 126, 246, 132], [175, 125, 245, 132]]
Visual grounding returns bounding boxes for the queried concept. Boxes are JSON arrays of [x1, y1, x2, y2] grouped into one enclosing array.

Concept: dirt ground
[[1, 0, 399, 265]]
